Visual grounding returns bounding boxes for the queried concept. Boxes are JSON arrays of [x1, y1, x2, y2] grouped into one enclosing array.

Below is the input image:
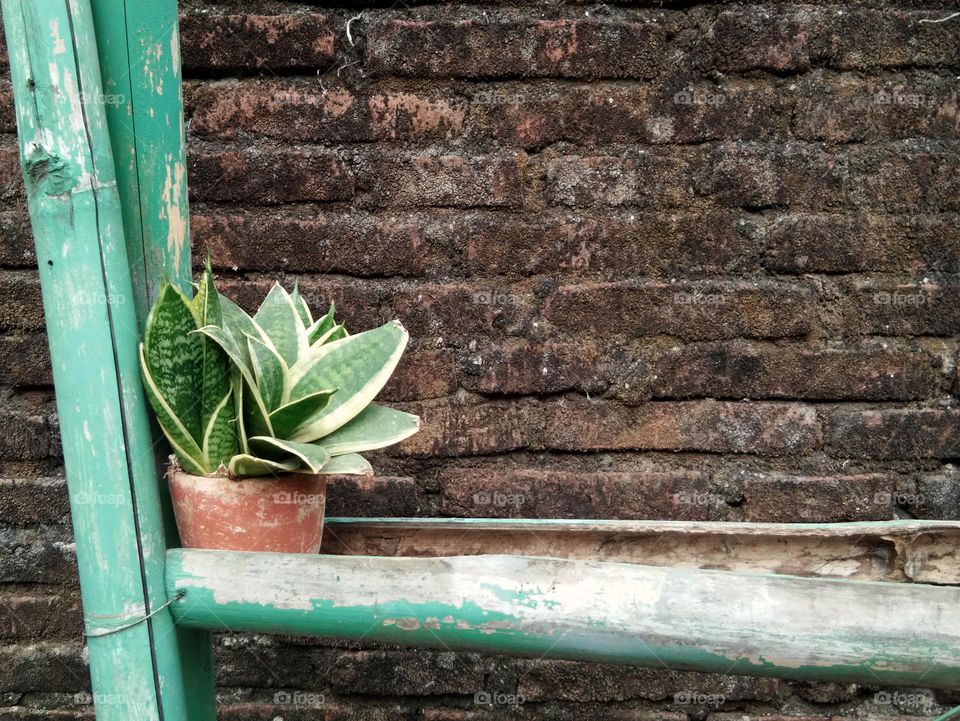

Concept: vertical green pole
[[1, 0, 209, 719], [90, 0, 193, 318], [88, 0, 216, 718]]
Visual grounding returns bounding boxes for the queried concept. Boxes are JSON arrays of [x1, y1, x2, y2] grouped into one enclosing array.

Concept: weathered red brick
[[187, 80, 466, 143], [438, 468, 735, 521], [0, 476, 68, 526], [394, 399, 531, 457], [825, 407, 960, 459], [916, 470, 960, 520], [543, 281, 816, 340], [0, 333, 51, 386], [0, 79, 15, 134], [473, 81, 792, 147], [518, 659, 779, 702], [187, 146, 354, 204], [793, 73, 960, 143], [542, 399, 820, 455], [0, 140, 23, 199], [765, 212, 960, 273], [697, 142, 849, 209], [625, 340, 946, 402], [697, 8, 959, 73], [217, 277, 535, 339], [367, 152, 523, 208], [743, 473, 894, 522], [461, 340, 606, 396], [545, 152, 695, 208], [367, 17, 665, 79], [0, 391, 54, 460], [0, 209, 34, 266], [328, 649, 484, 696], [179, 13, 335, 71], [836, 277, 960, 336], [463, 209, 762, 276], [380, 348, 458, 402], [0, 591, 82, 640], [0, 528, 76, 586], [192, 208, 431, 276], [849, 141, 960, 212], [0, 642, 86, 692], [325, 476, 418, 517]]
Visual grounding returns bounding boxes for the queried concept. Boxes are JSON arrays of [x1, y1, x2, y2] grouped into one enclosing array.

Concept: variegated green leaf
[[269, 390, 337, 439], [327, 324, 348, 342], [291, 281, 313, 326], [228, 453, 299, 477], [143, 284, 204, 442], [219, 293, 273, 369], [193, 262, 235, 466], [317, 404, 419, 456], [139, 345, 206, 475], [306, 302, 336, 345], [247, 335, 286, 411], [254, 283, 303, 366], [201, 387, 236, 471], [315, 452, 372, 476], [289, 320, 408, 442], [194, 325, 273, 438], [231, 368, 249, 455], [248, 437, 330, 474]]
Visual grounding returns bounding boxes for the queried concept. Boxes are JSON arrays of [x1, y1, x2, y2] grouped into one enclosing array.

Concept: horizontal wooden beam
[[166, 548, 960, 689], [321, 518, 960, 584]]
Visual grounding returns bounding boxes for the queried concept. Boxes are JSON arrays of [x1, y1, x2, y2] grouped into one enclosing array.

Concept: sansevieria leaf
[[291, 282, 313, 326], [315, 453, 373, 475], [289, 320, 408, 442], [139, 345, 206, 475], [254, 283, 303, 367], [306, 302, 336, 345], [228, 454, 300, 477], [317, 404, 420, 456], [269, 390, 337, 438], [248, 437, 330, 474], [201, 388, 236, 471], [140, 267, 418, 479], [143, 284, 204, 443], [247, 335, 286, 411], [219, 294, 272, 370], [194, 325, 273, 438], [193, 263, 234, 469]]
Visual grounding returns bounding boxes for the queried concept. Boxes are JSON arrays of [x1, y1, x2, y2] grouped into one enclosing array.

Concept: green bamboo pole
[[90, 0, 193, 320], [1, 1, 198, 718], [167, 549, 960, 690], [88, 1, 215, 715]]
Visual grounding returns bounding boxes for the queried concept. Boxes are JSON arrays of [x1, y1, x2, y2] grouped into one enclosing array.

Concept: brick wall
[[2, 0, 960, 718]]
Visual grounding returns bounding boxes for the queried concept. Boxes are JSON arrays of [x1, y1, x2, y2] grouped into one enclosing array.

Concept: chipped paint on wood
[[88, 0, 216, 717], [3, 0, 175, 719], [6, 0, 211, 718], [161, 156, 188, 271], [167, 548, 960, 690]]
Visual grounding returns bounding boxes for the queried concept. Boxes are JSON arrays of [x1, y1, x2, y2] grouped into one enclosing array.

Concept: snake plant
[[139, 263, 419, 478]]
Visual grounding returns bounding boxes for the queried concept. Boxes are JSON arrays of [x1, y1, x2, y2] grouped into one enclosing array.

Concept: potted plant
[[138, 262, 419, 553]]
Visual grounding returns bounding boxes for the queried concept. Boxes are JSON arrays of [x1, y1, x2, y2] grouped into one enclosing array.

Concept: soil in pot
[[167, 468, 327, 553]]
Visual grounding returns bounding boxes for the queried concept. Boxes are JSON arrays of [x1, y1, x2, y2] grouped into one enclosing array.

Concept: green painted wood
[[1, 0, 200, 718], [90, 0, 192, 321], [167, 548, 960, 690], [88, 2, 215, 717]]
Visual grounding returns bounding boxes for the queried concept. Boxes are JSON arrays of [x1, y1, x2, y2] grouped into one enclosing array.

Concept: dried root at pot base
[[139, 262, 419, 478]]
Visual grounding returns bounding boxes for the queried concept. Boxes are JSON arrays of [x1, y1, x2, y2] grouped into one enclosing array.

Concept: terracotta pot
[[167, 469, 327, 553]]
